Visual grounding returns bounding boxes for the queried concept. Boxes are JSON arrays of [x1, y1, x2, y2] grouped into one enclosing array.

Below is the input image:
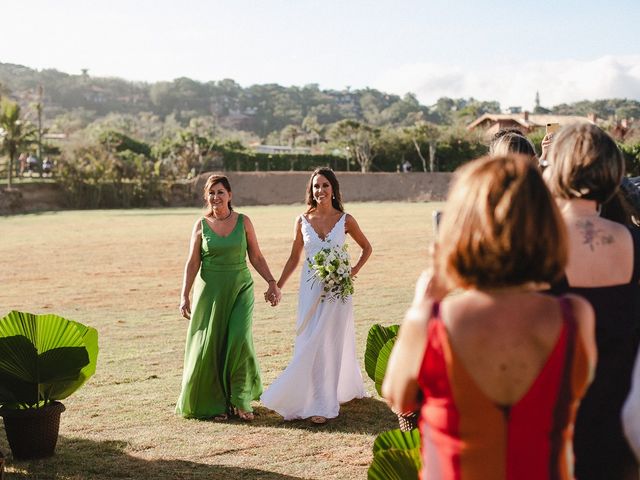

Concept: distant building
[[42, 133, 68, 141], [467, 111, 597, 137], [253, 145, 312, 155]]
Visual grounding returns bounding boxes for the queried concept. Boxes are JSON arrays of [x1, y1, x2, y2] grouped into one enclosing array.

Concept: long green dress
[[176, 214, 262, 418]]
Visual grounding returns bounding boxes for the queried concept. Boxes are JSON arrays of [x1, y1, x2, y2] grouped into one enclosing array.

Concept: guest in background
[[18, 153, 27, 177], [384, 155, 596, 479], [546, 123, 640, 480], [489, 130, 537, 161], [42, 157, 53, 178]]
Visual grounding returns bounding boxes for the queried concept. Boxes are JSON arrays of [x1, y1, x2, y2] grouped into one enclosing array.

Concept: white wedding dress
[[261, 213, 365, 419]]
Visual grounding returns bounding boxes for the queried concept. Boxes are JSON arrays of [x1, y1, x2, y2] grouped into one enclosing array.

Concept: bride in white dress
[[261, 168, 372, 424]]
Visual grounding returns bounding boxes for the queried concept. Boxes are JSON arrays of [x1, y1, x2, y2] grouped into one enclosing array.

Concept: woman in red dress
[[384, 155, 597, 479]]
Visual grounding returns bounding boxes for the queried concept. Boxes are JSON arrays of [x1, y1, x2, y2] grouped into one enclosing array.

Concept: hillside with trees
[[1, 62, 638, 208]]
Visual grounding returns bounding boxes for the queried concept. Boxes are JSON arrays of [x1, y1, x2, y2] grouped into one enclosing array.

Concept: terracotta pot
[[0, 401, 66, 460]]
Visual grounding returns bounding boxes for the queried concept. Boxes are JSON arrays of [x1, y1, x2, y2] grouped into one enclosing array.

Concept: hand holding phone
[[546, 123, 560, 135]]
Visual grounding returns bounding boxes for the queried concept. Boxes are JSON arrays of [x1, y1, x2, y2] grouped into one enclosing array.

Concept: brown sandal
[[310, 416, 327, 425], [213, 413, 228, 421], [234, 408, 254, 422]]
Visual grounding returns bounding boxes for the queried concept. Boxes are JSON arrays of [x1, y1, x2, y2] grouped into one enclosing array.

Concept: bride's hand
[[264, 283, 281, 307]]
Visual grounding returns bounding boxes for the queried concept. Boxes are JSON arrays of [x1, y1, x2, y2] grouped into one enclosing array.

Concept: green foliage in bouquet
[[307, 244, 354, 302], [368, 428, 422, 480], [364, 324, 400, 396], [0, 311, 99, 409]]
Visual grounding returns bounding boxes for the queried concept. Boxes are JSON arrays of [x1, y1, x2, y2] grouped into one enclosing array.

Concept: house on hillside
[[468, 111, 597, 137]]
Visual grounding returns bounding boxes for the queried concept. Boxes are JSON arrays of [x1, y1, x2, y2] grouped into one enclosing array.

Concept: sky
[[1, 0, 639, 110]]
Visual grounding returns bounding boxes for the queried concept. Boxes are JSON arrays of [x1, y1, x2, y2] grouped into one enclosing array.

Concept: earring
[[332, 194, 335, 199]]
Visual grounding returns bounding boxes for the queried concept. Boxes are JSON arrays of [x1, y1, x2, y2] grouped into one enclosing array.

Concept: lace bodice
[[300, 213, 347, 257]]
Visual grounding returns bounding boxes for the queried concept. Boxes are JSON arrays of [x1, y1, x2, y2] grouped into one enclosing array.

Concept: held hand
[[264, 283, 282, 307], [180, 298, 191, 320]]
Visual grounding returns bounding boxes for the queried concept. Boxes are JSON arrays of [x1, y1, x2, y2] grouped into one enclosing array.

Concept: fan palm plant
[[368, 428, 422, 480], [365, 323, 419, 431], [0, 311, 98, 459], [364, 323, 399, 396]]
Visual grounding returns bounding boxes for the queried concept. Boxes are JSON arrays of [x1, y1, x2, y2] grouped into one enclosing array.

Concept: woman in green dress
[[176, 174, 281, 421]]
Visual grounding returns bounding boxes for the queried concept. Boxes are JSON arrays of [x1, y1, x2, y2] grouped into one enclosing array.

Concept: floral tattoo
[[576, 220, 615, 251]]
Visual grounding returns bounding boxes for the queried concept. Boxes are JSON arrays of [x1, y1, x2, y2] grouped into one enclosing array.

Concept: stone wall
[[1, 172, 453, 214], [0, 183, 66, 215], [190, 172, 453, 207]]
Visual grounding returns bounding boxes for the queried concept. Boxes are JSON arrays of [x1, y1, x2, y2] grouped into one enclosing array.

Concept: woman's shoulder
[[560, 294, 594, 323], [238, 212, 252, 227], [598, 216, 633, 237], [343, 212, 355, 224]]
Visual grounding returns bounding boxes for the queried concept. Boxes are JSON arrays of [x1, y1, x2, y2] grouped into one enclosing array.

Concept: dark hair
[[305, 167, 344, 213], [203, 174, 233, 216], [491, 128, 526, 141], [489, 132, 537, 158], [600, 178, 640, 227]]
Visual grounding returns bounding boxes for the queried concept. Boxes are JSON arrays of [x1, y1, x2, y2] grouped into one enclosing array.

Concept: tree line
[[1, 62, 639, 207]]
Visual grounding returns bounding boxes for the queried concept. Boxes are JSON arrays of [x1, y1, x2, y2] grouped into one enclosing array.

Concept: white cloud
[[373, 55, 640, 110]]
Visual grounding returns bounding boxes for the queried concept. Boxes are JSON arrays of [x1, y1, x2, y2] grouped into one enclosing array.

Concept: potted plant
[[0, 310, 98, 460], [364, 324, 419, 431]]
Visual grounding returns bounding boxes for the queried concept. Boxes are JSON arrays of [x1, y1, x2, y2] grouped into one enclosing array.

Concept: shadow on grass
[[2, 436, 304, 480], [250, 396, 399, 434]]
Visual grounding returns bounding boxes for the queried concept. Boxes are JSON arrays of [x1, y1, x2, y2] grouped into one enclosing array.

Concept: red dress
[[417, 298, 591, 480]]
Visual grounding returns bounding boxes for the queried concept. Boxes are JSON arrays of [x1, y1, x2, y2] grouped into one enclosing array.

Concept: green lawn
[[0, 202, 439, 479]]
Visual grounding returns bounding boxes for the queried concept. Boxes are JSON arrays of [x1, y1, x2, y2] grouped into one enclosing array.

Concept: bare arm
[[623, 350, 640, 461], [244, 215, 280, 305], [382, 270, 448, 413], [276, 216, 304, 290], [180, 219, 203, 320], [345, 214, 372, 277], [565, 293, 597, 378]]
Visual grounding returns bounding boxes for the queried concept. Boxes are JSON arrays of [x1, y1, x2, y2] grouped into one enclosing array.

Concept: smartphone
[[432, 210, 442, 234], [546, 123, 560, 135]]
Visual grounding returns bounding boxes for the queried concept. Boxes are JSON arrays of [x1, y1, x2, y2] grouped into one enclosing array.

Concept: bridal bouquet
[[307, 244, 354, 302]]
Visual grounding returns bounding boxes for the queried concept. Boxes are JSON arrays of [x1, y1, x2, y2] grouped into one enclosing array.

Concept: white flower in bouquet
[[307, 244, 355, 302]]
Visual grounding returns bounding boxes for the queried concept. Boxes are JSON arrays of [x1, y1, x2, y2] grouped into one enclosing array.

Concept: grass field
[[0, 202, 440, 479]]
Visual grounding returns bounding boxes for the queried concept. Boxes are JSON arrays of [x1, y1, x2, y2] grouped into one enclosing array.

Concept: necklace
[[213, 210, 233, 221]]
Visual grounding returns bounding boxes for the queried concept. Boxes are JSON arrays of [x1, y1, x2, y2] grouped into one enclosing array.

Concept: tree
[[405, 121, 441, 172], [0, 99, 35, 188], [280, 124, 301, 147], [329, 119, 380, 172], [302, 115, 323, 145]]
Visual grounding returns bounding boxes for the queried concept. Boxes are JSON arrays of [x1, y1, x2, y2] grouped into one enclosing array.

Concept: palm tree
[[0, 99, 35, 189]]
